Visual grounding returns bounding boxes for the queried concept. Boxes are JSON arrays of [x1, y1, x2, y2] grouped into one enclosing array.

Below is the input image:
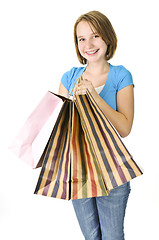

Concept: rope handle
[[68, 73, 83, 100]]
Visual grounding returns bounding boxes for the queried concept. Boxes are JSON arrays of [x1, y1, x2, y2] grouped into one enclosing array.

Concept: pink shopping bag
[[9, 92, 64, 168]]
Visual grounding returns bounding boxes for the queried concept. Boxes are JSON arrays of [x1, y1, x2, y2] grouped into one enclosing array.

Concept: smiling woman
[[58, 10, 134, 240], [76, 21, 108, 64], [74, 11, 117, 65]]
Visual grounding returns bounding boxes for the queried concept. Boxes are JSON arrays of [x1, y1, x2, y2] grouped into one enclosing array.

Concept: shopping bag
[[9, 92, 65, 169], [34, 82, 143, 200], [75, 91, 143, 195]]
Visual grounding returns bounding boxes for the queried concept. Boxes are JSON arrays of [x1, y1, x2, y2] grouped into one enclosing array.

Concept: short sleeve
[[61, 71, 70, 91], [60, 67, 86, 93], [117, 67, 134, 92]]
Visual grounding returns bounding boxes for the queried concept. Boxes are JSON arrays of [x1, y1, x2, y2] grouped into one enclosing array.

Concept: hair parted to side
[[74, 10, 117, 65]]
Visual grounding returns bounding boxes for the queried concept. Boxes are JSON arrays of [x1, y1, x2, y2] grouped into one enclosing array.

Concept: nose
[[85, 39, 94, 49]]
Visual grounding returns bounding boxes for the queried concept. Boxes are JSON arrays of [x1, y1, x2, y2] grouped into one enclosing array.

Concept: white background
[[0, 0, 159, 239]]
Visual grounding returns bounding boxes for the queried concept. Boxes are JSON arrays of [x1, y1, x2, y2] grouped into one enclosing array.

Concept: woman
[[58, 10, 133, 240]]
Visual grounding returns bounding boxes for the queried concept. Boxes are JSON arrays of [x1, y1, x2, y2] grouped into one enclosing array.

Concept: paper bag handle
[[68, 74, 83, 100]]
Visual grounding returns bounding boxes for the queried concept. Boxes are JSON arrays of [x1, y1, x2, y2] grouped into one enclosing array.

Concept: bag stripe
[[86, 94, 134, 183], [34, 102, 70, 199], [46, 105, 69, 197], [85, 134, 109, 196], [71, 104, 108, 199], [76, 95, 118, 189], [51, 128, 69, 198], [81, 118, 110, 197], [49, 104, 71, 199], [34, 89, 143, 200], [86, 91, 143, 176], [34, 102, 68, 194], [82, 129, 108, 197], [83, 133, 97, 197], [75, 95, 115, 190], [75, 93, 142, 191], [71, 104, 80, 199], [71, 104, 88, 199], [87, 96, 128, 182], [85, 94, 130, 182]]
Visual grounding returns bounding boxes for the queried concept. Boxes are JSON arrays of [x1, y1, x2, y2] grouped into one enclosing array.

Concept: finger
[[75, 88, 87, 95], [83, 78, 89, 83], [79, 80, 85, 86], [84, 78, 88, 82], [77, 84, 86, 90]]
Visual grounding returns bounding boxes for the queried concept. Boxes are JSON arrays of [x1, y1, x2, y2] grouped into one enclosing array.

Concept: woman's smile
[[86, 49, 99, 55]]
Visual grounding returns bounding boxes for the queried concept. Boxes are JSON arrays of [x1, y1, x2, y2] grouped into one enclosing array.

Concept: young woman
[[58, 10, 134, 240]]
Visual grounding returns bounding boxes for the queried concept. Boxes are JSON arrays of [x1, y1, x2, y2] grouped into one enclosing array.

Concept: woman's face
[[76, 20, 108, 64]]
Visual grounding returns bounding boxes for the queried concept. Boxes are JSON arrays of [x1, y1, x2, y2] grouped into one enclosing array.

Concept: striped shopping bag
[[34, 85, 143, 200]]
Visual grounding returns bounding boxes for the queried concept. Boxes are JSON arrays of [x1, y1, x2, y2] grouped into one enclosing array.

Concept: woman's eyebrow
[[77, 35, 84, 39], [77, 32, 98, 39]]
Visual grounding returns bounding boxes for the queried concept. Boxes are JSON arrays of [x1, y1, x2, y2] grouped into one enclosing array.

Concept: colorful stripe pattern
[[34, 90, 143, 200], [34, 101, 71, 200], [75, 91, 143, 193]]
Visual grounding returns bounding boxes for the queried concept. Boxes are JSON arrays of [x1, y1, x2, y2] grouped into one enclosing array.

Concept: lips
[[86, 49, 99, 55]]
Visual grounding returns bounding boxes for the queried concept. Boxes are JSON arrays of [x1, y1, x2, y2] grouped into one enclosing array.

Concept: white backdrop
[[0, 0, 159, 239]]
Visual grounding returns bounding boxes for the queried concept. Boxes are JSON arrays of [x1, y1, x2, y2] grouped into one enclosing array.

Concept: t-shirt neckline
[[81, 63, 112, 95]]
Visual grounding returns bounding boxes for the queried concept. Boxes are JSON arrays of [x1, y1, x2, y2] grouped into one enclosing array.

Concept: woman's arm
[[76, 79, 134, 138], [58, 82, 69, 98], [95, 85, 134, 138]]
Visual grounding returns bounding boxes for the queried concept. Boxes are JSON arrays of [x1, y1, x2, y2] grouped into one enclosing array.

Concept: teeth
[[86, 50, 98, 54]]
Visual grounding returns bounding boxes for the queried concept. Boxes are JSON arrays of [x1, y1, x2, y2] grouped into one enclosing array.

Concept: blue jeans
[[72, 182, 131, 240]]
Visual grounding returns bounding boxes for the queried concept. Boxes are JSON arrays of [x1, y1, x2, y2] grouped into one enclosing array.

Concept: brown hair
[[74, 10, 117, 65]]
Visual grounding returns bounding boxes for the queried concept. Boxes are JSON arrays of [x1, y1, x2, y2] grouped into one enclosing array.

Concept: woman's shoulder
[[62, 66, 85, 79], [110, 64, 133, 91], [110, 64, 132, 76], [61, 66, 86, 91]]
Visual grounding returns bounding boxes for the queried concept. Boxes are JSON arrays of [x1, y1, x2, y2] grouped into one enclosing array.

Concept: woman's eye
[[79, 38, 85, 42], [93, 35, 99, 39]]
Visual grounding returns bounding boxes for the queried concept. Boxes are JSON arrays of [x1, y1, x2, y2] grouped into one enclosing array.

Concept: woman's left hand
[[75, 79, 96, 96]]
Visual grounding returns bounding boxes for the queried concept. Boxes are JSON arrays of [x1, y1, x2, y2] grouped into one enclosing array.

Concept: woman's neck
[[85, 60, 109, 76]]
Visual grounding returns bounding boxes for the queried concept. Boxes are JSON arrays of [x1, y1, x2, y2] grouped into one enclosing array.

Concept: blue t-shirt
[[61, 64, 134, 111]]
